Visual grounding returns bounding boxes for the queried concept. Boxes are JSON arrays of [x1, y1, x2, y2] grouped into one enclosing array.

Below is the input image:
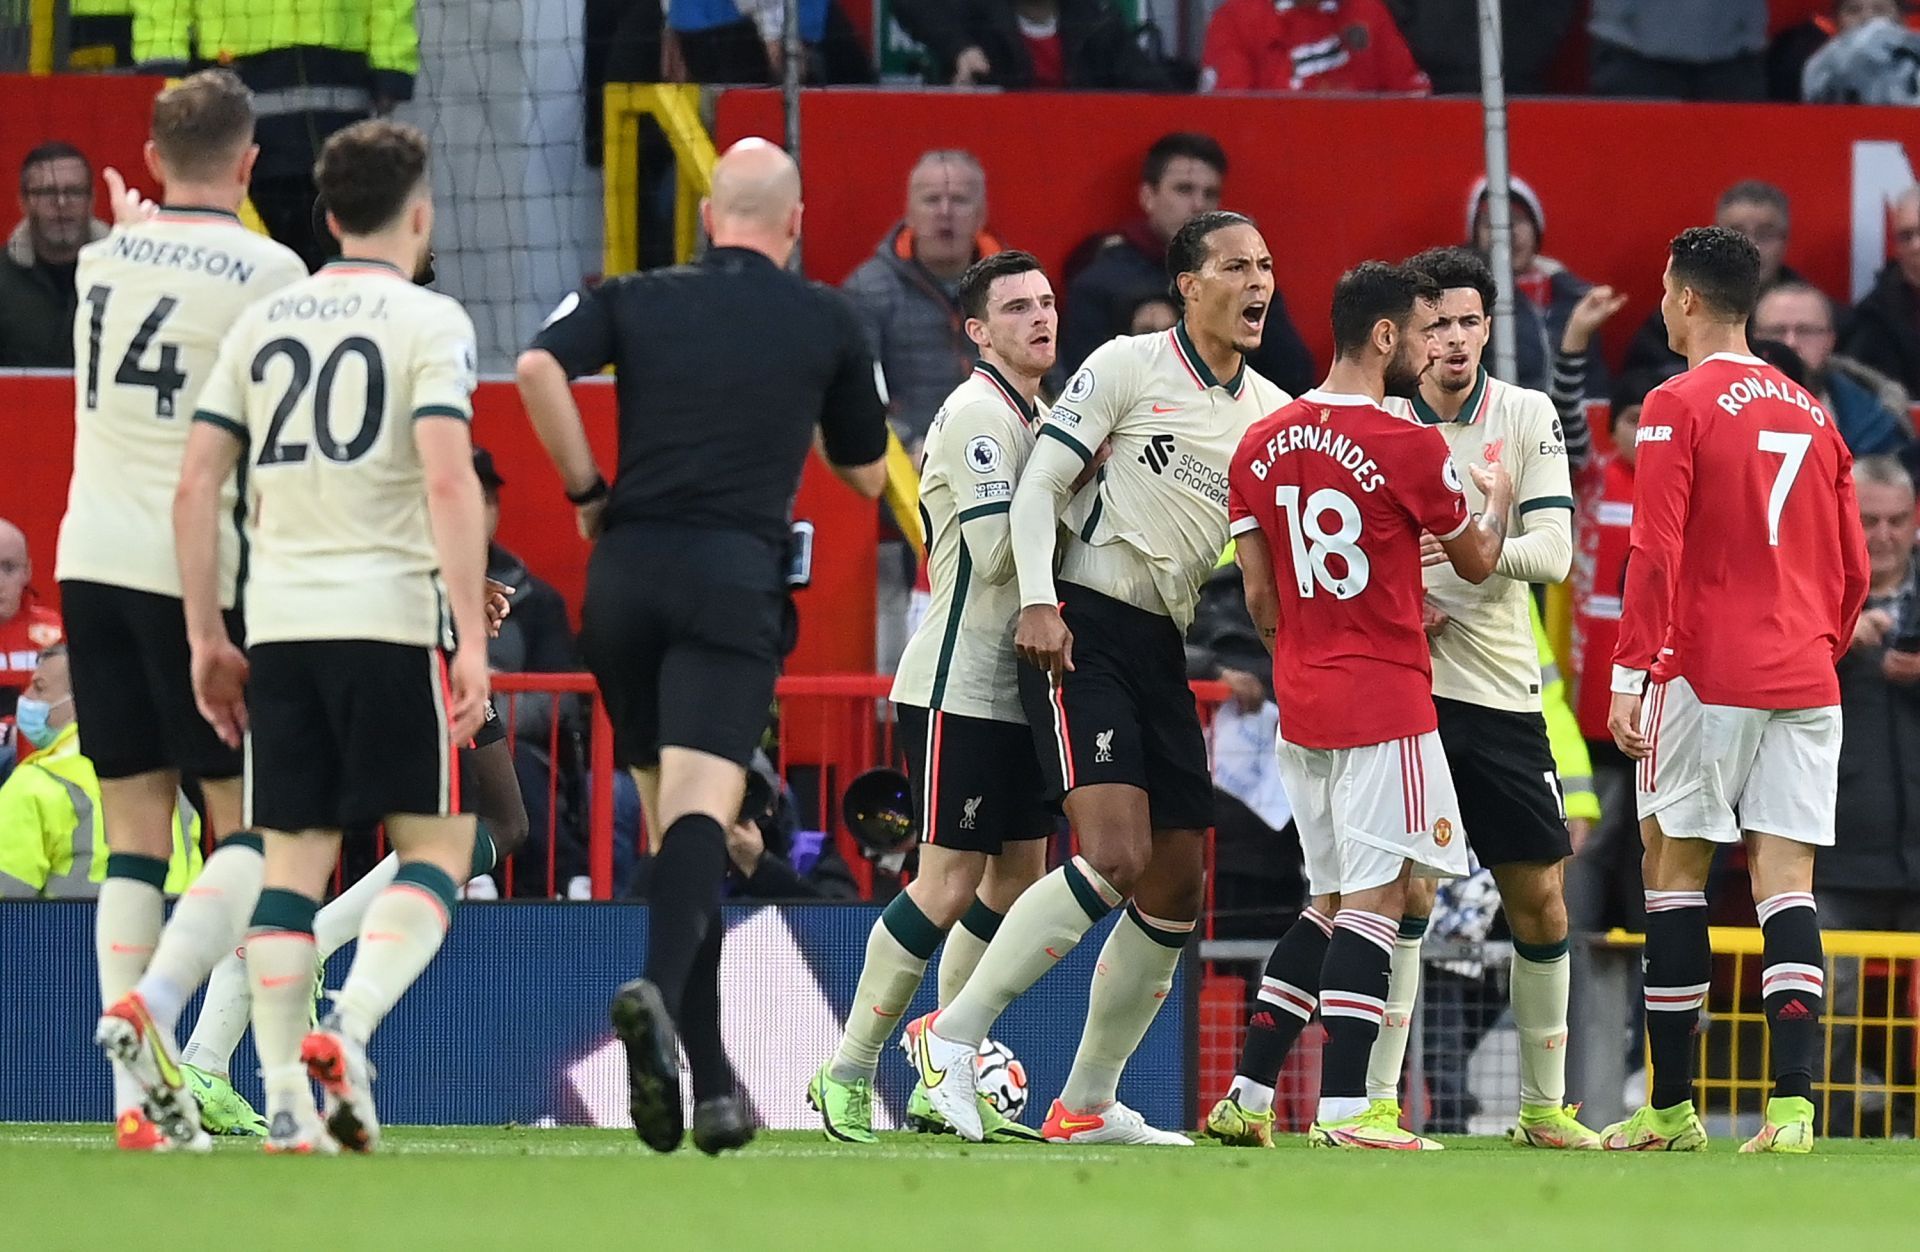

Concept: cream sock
[[1512, 940, 1572, 1107], [245, 887, 321, 1122], [179, 952, 252, 1077], [314, 854, 400, 958], [935, 857, 1121, 1047], [1058, 905, 1191, 1110], [135, 835, 264, 1031], [1365, 922, 1427, 1103], [97, 860, 167, 1116], [936, 898, 1002, 1007], [332, 864, 457, 1044], [830, 894, 940, 1082]]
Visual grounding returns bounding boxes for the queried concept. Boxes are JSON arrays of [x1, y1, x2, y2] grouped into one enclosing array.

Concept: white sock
[[96, 869, 165, 1117], [936, 899, 1001, 1007], [937, 858, 1120, 1046], [1513, 944, 1572, 1107], [179, 952, 252, 1077], [1317, 1094, 1369, 1123], [1058, 905, 1192, 1111], [830, 898, 936, 1082], [136, 838, 264, 1031], [1228, 1077, 1276, 1116], [332, 867, 456, 1044], [248, 928, 318, 1121], [1366, 929, 1426, 1102], [314, 854, 401, 958]]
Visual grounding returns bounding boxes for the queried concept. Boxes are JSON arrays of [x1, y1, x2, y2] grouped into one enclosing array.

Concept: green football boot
[[806, 1064, 878, 1145], [183, 1064, 267, 1136], [1739, 1096, 1814, 1155], [1600, 1102, 1708, 1151], [1202, 1096, 1275, 1147]]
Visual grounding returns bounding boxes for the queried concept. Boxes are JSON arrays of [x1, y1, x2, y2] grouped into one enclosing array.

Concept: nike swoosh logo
[[1044, 947, 1064, 959], [1056, 1116, 1103, 1132], [1151, 404, 1178, 413], [259, 974, 303, 988], [918, 1035, 948, 1088], [108, 944, 154, 955], [872, 1007, 903, 1018]]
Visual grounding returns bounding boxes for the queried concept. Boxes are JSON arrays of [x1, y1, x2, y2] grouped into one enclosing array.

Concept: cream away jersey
[[892, 363, 1045, 723], [193, 258, 479, 648], [1402, 370, 1574, 712], [1020, 326, 1291, 630], [56, 209, 307, 603]]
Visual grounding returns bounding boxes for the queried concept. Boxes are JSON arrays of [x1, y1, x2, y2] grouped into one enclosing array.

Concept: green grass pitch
[[5, 1125, 1916, 1249]]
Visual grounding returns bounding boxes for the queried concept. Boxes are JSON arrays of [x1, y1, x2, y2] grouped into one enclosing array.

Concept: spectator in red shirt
[[0, 518, 65, 719], [1201, 0, 1430, 94]]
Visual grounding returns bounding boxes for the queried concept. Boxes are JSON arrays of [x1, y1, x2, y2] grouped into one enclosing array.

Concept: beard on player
[[1382, 323, 1433, 399]]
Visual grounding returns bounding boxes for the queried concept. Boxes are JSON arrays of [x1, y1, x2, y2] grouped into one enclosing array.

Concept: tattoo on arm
[[1475, 510, 1508, 543]]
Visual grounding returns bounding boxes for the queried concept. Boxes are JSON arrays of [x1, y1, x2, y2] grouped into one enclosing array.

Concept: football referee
[[516, 138, 889, 1155]]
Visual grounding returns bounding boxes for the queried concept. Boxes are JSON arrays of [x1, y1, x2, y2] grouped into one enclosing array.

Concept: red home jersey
[[1613, 353, 1871, 709], [1228, 389, 1469, 750]]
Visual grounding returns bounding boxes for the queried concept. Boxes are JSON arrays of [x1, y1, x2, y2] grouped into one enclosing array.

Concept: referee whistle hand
[[1015, 604, 1074, 679], [447, 646, 490, 745], [191, 641, 251, 749], [1607, 691, 1650, 760]]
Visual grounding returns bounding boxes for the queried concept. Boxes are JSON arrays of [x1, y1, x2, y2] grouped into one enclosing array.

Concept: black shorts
[[1016, 582, 1213, 831], [896, 704, 1050, 855], [246, 640, 455, 832], [1434, 696, 1572, 867], [472, 697, 506, 750], [59, 580, 245, 781], [579, 524, 784, 770]]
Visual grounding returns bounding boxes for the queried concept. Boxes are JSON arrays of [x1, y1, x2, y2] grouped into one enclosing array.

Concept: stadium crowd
[[2, 0, 1919, 1139]]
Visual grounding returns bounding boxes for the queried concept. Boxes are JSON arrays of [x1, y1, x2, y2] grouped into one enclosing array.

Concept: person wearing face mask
[[0, 646, 202, 898]]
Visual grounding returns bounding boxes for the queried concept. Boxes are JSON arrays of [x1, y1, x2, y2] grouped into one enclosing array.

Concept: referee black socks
[[648, 813, 732, 1097]]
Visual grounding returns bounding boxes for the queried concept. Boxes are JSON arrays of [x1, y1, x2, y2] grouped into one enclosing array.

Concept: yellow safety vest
[[0, 723, 202, 898]]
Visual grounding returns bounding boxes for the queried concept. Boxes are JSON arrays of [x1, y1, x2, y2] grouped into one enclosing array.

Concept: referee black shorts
[[579, 523, 784, 770], [896, 704, 1050, 855], [1434, 695, 1572, 867], [1016, 582, 1214, 831], [246, 640, 457, 833], [59, 579, 246, 781]]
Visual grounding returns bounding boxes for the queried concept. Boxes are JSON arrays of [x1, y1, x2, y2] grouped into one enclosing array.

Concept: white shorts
[[1274, 731, 1472, 897], [1635, 676, 1839, 846]]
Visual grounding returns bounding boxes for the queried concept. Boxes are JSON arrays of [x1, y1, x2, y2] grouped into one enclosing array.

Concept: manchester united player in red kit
[[1604, 228, 1872, 1155], [1213, 262, 1513, 1149]]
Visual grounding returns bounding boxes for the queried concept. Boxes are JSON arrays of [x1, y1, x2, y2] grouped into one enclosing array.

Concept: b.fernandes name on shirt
[[1245, 422, 1386, 493]]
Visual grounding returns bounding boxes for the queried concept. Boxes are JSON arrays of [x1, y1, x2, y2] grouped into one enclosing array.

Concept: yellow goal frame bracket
[[602, 83, 716, 277]]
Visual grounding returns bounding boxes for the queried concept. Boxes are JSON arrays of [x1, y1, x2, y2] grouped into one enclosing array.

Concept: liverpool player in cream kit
[[107, 120, 490, 1154], [808, 252, 1062, 1145], [909, 212, 1290, 1144], [56, 71, 307, 1151]]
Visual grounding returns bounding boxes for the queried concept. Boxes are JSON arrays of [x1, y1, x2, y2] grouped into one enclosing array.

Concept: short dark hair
[[959, 250, 1044, 321], [1141, 132, 1227, 187], [1717, 178, 1790, 225], [151, 70, 254, 182], [1611, 369, 1662, 420], [314, 119, 429, 236], [1331, 261, 1442, 357], [19, 141, 89, 192], [1167, 210, 1256, 293], [1669, 225, 1763, 320], [1402, 246, 1497, 316]]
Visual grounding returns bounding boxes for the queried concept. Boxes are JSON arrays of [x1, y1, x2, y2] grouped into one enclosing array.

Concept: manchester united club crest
[[1433, 817, 1454, 848]]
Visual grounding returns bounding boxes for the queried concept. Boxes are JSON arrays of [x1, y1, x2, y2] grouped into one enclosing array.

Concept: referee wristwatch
[[566, 476, 609, 506]]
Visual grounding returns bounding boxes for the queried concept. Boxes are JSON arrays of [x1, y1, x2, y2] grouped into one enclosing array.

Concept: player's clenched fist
[[446, 645, 491, 745], [1015, 603, 1074, 679], [191, 638, 251, 748]]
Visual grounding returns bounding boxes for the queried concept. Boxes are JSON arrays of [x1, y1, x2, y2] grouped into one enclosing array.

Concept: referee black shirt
[[529, 246, 890, 550]]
